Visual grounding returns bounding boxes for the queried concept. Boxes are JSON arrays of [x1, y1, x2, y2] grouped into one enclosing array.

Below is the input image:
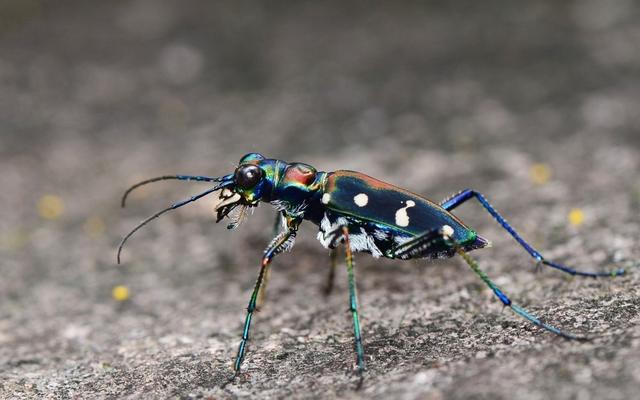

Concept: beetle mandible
[[117, 152, 624, 385]]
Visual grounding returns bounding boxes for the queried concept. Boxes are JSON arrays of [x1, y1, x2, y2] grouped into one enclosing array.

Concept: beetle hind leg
[[440, 189, 625, 278], [386, 228, 445, 259], [440, 230, 587, 341]]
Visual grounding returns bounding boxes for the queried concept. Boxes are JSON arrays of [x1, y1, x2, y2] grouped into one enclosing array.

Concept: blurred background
[[1, 1, 639, 399]]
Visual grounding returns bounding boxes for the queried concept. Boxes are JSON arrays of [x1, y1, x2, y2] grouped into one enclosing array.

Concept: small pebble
[[529, 163, 552, 185], [84, 216, 106, 238], [38, 195, 64, 220]]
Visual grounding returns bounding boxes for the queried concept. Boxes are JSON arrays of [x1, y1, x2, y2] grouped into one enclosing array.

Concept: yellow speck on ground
[[84, 216, 105, 238], [112, 285, 130, 302], [568, 208, 585, 226], [1, 229, 29, 252], [38, 195, 64, 220], [530, 163, 552, 186]]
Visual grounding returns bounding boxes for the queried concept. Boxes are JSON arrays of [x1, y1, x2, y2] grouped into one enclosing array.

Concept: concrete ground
[[1, 1, 639, 399]]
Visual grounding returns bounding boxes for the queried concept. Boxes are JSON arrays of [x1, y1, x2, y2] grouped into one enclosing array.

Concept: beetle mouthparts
[[214, 188, 242, 222]]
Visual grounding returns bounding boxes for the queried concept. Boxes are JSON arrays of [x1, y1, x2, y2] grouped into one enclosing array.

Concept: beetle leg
[[233, 228, 296, 377], [324, 248, 338, 296], [272, 211, 286, 236], [387, 228, 443, 259], [256, 267, 271, 309], [441, 229, 587, 341], [440, 189, 624, 278], [257, 212, 287, 307], [341, 226, 366, 388]]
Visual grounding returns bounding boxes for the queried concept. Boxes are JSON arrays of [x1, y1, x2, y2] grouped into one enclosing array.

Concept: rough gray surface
[[1, 1, 639, 399]]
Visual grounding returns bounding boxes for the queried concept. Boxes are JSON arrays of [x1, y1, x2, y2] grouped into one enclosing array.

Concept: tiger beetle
[[118, 152, 625, 386]]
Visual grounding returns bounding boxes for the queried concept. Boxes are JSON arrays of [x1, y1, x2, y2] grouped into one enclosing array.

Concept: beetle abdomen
[[320, 171, 481, 248], [315, 209, 488, 260], [314, 169, 490, 260]]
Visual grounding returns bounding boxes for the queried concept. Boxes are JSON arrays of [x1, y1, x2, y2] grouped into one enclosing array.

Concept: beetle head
[[214, 153, 272, 228], [118, 152, 281, 262]]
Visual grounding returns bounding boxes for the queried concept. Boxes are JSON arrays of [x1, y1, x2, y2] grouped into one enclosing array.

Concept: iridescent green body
[[235, 153, 487, 260], [118, 152, 623, 388]]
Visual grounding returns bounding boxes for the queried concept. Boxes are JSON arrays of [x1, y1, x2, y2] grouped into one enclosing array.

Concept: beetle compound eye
[[235, 165, 263, 189]]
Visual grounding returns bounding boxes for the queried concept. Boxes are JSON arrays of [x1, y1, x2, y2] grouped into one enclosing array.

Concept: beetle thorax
[[269, 163, 325, 217]]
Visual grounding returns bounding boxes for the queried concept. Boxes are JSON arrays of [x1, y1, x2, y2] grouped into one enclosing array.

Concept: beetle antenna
[[121, 175, 222, 208], [117, 182, 229, 264]]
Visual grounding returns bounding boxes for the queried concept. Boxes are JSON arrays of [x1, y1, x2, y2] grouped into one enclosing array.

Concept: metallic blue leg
[[441, 189, 624, 278], [233, 230, 295, 375], [342, 227, 365, 388], [442, 232, 586, 340]]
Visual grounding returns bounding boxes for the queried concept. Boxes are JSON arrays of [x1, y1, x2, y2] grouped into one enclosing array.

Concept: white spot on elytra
[[321, 193, 331, 204], [395, 200, 416, 227], [442, 225, 454, 238], [353, 193, 368, 207]]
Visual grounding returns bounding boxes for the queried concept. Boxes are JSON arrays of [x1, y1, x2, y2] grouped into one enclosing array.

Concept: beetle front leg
[[232, 228, 296, 377], [257, 212, 288, 307]]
